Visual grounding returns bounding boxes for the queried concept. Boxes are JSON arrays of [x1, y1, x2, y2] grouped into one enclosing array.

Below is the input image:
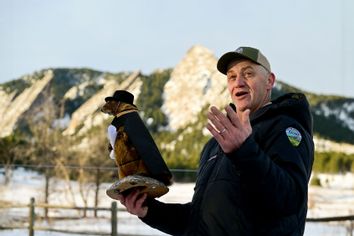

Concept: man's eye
[[244, 71, 253, 78]]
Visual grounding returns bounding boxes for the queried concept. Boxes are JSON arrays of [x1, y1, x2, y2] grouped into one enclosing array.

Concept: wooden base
[[106, 175, 169, 200]]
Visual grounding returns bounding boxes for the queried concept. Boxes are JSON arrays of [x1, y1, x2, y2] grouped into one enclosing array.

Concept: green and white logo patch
[[285, 127, 302, 147]]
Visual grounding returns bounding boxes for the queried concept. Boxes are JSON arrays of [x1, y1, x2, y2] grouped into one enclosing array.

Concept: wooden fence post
[[111, 201, 117, 236], [29, 197, 35, 236], [347, 220, 353, 236], [94, 167, 100, 218]]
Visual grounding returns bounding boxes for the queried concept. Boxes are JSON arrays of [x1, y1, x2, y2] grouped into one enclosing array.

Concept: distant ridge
[[0, 45, 353, 153]]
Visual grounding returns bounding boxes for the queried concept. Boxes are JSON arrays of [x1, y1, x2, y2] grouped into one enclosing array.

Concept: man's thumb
[[242, 109, 251, 125]]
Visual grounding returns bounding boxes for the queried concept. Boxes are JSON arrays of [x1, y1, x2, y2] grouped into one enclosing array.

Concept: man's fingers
[[206, 122, 223, 140], [116, 194, 125, 205], [208, 106, 233, 132], [225, 105, 241, 127], [122, 189, 148, 218], [125, 189, 140, 208], [210, 106, 230, 124], [136, 193, 147, 208], [222, 105, 246, 130], [207, 105, 253, 153], [207, 108, 224, 133]]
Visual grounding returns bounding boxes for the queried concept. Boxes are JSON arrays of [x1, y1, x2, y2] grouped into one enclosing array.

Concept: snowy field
[[0, 168, 353, 236]]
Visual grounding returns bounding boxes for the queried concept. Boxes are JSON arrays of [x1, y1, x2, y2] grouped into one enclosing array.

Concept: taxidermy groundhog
[[101, 90, 172, 199], [101, 99, 149, 179]]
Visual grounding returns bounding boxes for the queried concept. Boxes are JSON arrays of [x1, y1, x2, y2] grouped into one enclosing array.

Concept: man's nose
[[234, 76, 246, 87]]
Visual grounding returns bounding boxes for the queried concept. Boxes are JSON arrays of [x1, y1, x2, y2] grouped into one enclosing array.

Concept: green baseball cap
[[217, 46, 271, 74]]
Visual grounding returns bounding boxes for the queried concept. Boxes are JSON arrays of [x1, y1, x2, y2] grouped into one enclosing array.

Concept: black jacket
[[141, 93, 314, 236]]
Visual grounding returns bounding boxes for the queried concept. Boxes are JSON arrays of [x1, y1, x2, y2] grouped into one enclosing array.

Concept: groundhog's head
[[101, 90, 137, 116]]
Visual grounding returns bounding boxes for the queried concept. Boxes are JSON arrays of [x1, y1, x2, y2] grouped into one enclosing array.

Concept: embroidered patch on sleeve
[[285, 127, 302, 147]]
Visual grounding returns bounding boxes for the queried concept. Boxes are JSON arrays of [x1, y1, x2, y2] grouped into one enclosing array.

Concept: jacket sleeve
[[226, 118, 314, 216], [140, 199, 191, 235], [139, 139, 215, 235]]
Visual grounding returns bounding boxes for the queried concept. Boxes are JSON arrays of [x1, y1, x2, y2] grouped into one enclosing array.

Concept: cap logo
[[285, 127, 302, 147], [236, 48, 243, 53]]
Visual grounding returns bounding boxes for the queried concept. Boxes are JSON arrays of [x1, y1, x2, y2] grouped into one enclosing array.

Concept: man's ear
[[266, 73, 276, 90]]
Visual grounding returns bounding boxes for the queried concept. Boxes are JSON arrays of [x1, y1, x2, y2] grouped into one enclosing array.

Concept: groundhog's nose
[[101, 105, 110, 114]]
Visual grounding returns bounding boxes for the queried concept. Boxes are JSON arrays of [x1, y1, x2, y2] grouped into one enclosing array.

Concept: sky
[[0, 0, 353, 97]]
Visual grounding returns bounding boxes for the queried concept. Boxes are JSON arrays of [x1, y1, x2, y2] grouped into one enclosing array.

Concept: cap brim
[[217, 52, 255, 75], [104, 97, 115, 102]]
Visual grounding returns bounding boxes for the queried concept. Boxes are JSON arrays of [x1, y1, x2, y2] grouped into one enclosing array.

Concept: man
[[117, 46, 314, 235]]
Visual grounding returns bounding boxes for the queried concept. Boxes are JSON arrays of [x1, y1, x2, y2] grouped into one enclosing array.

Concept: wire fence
[[1, 198, 353, 236], [0, 164, 353, 235], [1, 197, 117, 236]]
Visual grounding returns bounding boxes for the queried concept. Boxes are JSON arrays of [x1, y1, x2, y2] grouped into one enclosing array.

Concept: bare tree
[[70, 124, 114, 217], [21, 84, 115, 218], [26, 88, 63, 218], [0, 133, 27, 185], [84, 126, 114, 217]]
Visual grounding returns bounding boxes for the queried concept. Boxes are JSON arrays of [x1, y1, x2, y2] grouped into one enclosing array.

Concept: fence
[[0, 164, 195, 236], [1, 197, 353, 236], [0, 165, 353, 235], [1, 197, 119, 236], [306, 216, 354, 236]]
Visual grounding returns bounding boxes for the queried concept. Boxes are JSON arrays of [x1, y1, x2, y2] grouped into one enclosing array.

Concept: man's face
[[226, 59, 275, 114]]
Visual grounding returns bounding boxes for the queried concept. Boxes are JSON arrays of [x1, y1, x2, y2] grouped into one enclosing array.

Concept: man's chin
[[234, 102, 249, 112]]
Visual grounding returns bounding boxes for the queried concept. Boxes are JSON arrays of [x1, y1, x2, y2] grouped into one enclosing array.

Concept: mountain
[[1, 45, 354, 155]]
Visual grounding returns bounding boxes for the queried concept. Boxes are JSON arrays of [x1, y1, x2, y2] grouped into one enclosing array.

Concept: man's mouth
[[235, 91, 248, 98]]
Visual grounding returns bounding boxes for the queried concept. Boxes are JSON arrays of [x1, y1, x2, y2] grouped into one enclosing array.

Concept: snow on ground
[[0, 168, 353, 235], [308, 173, 354, 218], [0, 168, 192, 236]]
